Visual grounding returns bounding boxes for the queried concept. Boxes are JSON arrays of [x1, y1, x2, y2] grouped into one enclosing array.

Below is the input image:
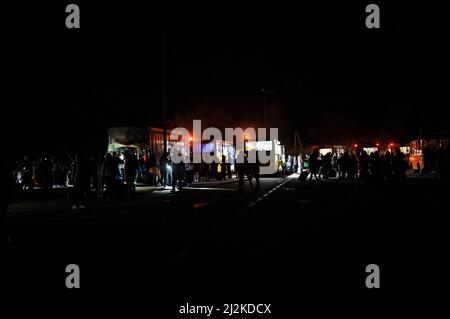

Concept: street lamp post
[[259, 89, 275, 139], [162, 15, 167, 155], [262, 89, 268, 129]]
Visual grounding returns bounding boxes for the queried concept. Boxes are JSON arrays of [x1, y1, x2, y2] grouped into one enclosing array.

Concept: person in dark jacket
[[101, 153, 117, 198], [160, 152, 172, 187], [171, 155, 186, 192], [71, 153, 91, 210], [309, 149, 321, 181], [124, 151, 138, 198], [237, 154, 254, 190]]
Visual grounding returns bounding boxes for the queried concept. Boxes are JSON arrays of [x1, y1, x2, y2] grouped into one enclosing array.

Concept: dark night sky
[[3, 1, 449, 155]]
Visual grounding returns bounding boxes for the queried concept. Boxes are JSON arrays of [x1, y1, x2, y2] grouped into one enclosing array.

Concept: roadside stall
[[246, 139, 285, 175]]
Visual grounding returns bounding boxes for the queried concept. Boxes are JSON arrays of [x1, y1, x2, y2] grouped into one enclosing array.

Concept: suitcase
[[298, 170, 309, 182]]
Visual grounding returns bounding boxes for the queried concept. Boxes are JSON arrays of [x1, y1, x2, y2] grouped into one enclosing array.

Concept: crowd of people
[[8, 149, 241, 208], [5, 144, 448, 209], [290, 147, 413, 183], [158, 152, 234, 190], [9, 151, 144, 209]]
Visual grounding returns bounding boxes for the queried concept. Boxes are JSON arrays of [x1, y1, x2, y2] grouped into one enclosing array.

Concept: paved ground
[[2, 175, 448, 298]]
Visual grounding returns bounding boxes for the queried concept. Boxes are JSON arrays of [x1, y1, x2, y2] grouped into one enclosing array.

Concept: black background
[[0, 2, 448, 314]]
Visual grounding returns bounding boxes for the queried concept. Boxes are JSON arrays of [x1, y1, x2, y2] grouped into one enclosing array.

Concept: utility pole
[[162, 15, 167, 154], [262, 89, 268, 129], [259, 89, 275, 139], [294, 130, 304, 153]]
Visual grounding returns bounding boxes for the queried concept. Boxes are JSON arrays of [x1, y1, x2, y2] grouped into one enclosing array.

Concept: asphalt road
[[2, 175, 449, 297]]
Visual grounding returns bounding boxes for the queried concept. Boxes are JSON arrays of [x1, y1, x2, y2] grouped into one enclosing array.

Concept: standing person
[[253, 152, 261, 189], [201, 162, 210, 181], [159, 152, 171, 188], [331, 153, 338, 173], [111, 152, 123, 180], [348, 153, 359, 182], [34, 157, 44, 187], [96, 154, 105, 199], [382, 151, 392, 182], [392, 147, 407, 181], [293, 155, 298, 175], [341, 152, 350, 180], [185, 162, 194, 186], [309, 149, 321, 181], [147, 151, 156, 185], [20, 156, 33, 190], [337, 154, 343, 179], [359, 150, 370, 181], [210, 152, 218, 180], [51, 157, 60, 188], [369, 151, 383, 183], [44, 156, 53, 188], [322, 152, 332, 179], [221, 155, 227, 180], [159, 152, 167, 187], [286, 155, 293, 175], [89, 154, 99, 194], [298, 154, 304, 173], [299, 154, 305, 173], [226, 155, 232, 179], [124, 151, 138, 198], [71, 153, 91, 210], [137, 153, 147, 183], [237, 154, 254, 190], [171, 155, 185, 192]]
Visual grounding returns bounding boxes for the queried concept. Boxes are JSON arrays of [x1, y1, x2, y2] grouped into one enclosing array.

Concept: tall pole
[[259, 89, 275, 140], [262, 89, 268, 130], [162, 15, 167, 154]]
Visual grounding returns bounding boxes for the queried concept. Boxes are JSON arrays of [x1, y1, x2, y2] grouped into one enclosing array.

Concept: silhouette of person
[[96, 153, 105, 198], [253, 152, 261, 189], [348, 152, 359, 182], [359, 150, 370, 181], [171, 154, 185, 192], [309, 149, 321, 181], [21, 156, 33, 190], [369, 151, 383, 183], [322, 152, 332, 179], [159, 152, 171, 187], [71, 152, 91, 210], [237, 154, 253, 190], [124, 150, 138, 198], [382, 151, 392, 182]]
